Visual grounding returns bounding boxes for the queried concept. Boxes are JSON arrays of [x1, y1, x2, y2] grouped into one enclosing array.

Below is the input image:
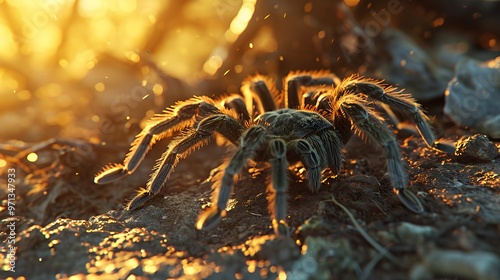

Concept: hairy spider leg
[[376, 103, 421, 135], [196, 125, 267, 231], [128, 114, 244, 211], [340, 101, 424, 213], [285, 92, 346, 176], [301, 89, 329, 108], [341, 78, 455, 153], [268, 139, 290, 236], [94, 97, 222, 184], [241, 75, 278, 117], [283, 71, 338, 109], [222, 95, 251, 123], [287, 139, 322, 192], [304, 130, 343, 176]]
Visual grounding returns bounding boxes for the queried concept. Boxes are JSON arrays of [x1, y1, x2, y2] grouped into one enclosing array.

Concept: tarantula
[[95, 71, 454, 235]]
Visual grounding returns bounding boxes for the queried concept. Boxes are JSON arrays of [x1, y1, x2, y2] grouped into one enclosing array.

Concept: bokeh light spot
[[344, 0, 360, 7], [95, 82, 105, 92], [27, 152, 38, 162]]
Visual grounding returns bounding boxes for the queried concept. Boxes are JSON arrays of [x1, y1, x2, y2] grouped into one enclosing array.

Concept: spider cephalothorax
[[95, 71, 454, 235]]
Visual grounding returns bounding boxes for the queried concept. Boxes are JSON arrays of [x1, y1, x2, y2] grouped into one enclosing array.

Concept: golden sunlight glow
[[229, 1, 255, 35], [78, 0, 108, 18], [202, 0, 255, 75], [148, 15, 156, 24], [224, 0, 256, 42], [0, 0, 257, 170], [203, 55, 224, 75], [0, 159, 7, 168], [0, 72, 19, 93], [17, 90, 32, 101], [116, 0, 137, 14], [0, 24, 17, 57]]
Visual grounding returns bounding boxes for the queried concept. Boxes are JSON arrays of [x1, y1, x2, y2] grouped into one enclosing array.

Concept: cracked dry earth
[[1, 104, 500, 280]]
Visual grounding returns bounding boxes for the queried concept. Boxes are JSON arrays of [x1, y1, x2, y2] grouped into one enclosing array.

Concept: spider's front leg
[[287, 139, 322, 192], [268, 138, 290, 236], [128, 114, 244, 210], [341, 101, 424, 213], [94, 97, 221, 184], [196, 125, 267, 231], [344, 80, 456, 153]]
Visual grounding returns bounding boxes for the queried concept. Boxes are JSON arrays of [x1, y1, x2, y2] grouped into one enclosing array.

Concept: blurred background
[[1, 0, 499, 145], [0, 0, 248, 144]]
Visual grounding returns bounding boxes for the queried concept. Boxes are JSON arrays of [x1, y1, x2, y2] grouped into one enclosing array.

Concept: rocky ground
[[1, 99, 499, 279]]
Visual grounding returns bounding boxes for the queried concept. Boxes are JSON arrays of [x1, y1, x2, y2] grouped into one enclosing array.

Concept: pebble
[[395, 222, 437, 247], [454, 134, 499, 163], [444, 57, 500, 139], [410, 249, 500, 280]]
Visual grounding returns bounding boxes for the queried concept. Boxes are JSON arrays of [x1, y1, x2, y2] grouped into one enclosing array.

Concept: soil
[[1, 100, 499, 280]]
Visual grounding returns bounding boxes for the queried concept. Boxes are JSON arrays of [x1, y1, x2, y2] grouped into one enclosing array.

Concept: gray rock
[[455, 134, 499, 163], [373, 28, 453, 101], [444, 57, 500, 139]]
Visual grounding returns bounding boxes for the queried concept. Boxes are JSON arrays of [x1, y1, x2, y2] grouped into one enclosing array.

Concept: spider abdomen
[[257, 108, 334, 140]]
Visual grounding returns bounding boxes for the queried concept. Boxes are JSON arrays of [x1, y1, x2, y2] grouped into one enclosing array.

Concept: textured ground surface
[[1, 101, 500, 279]]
